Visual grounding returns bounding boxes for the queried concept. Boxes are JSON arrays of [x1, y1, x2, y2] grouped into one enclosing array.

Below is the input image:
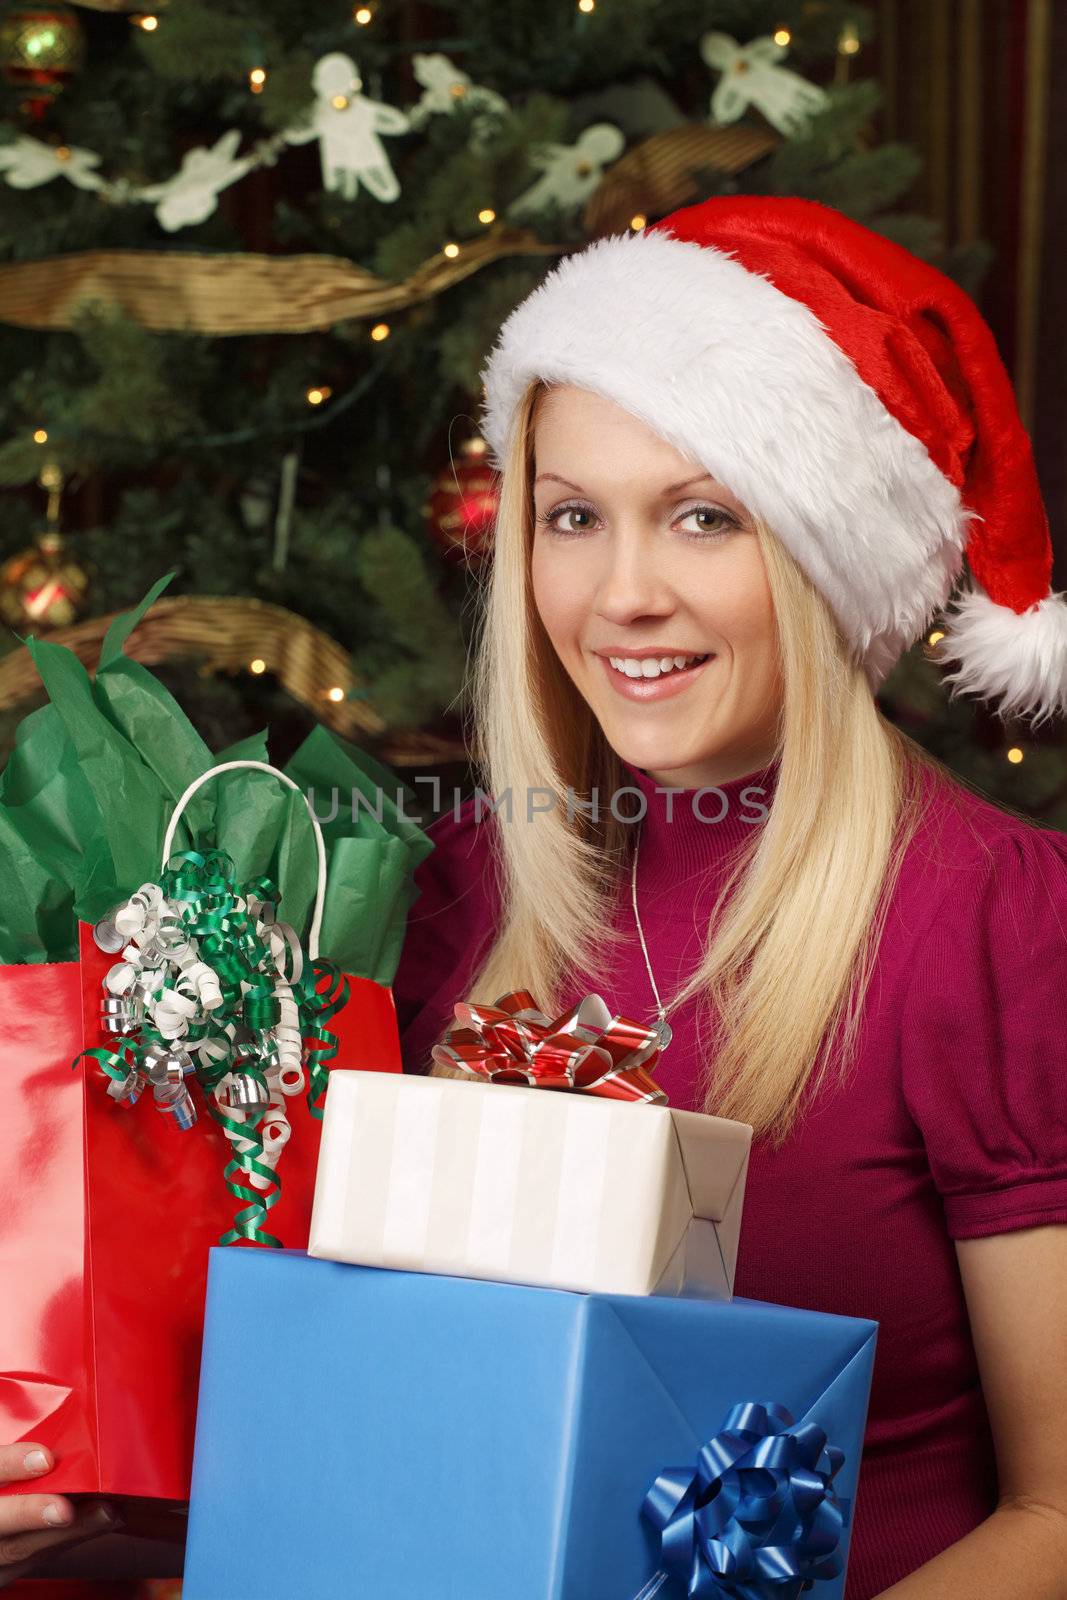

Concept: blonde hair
[[434, 377, 951, 1145]]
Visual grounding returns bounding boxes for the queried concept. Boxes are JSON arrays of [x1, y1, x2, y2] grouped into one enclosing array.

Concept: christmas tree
[[0, 0, 1062, 826]]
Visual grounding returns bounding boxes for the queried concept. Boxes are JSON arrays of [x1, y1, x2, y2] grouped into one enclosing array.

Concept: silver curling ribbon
[[101, 993, 140, 1035], [142, 1042, 193, 1091], [107, 1066, 144, 1106], [93, 914, 126, 955], [137, 935, 168, 967], [228, 1069, 270, 1111], [155, 1079, 197, 1130]]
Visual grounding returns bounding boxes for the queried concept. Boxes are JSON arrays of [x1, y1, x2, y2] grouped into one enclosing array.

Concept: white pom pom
[[939, 582, 1067, 729]]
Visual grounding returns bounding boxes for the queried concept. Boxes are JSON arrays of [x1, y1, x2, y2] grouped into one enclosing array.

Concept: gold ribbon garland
[[0, 127, 779, 335], [0, 594, 466, 764], [0, 227, 560, 335]]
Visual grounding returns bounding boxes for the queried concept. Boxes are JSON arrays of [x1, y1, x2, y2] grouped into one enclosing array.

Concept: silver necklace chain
[[629, 822, 674, 1052]]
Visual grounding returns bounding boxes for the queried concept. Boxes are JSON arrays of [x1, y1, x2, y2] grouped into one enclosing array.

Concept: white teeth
[[607, 653, 707, 679]]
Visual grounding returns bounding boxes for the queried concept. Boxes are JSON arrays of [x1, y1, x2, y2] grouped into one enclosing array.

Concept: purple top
[[393, 756, 1067, 1598]]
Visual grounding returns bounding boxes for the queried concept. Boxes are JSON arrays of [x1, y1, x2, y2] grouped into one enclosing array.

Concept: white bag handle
[[161, 760, 327, 959]]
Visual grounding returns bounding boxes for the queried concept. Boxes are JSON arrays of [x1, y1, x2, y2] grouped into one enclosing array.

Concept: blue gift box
[[184, 1249, 876, 1600]]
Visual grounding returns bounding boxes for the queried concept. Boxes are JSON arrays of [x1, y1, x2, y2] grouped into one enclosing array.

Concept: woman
[[394, 197, 1067, 1598]]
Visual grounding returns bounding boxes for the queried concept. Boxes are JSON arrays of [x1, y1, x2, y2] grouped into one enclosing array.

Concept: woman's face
[[530, 385, 784, 789]]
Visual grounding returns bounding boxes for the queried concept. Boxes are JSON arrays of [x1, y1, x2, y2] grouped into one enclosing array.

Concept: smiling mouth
[[606, 652, 711, 680], [596, 651, 715, 703]]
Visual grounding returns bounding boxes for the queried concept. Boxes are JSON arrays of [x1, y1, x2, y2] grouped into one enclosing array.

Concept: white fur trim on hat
[[479, 227, 972, 687], [939, 581, 1067, 727]]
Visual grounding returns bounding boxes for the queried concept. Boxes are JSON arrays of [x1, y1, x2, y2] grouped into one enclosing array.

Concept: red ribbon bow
[[430, 989, 668, 1104]]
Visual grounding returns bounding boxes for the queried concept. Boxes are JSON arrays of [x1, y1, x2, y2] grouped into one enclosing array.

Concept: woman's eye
[[535, 502, 739, 539], [678, 506, 738, 539], [536, 503, 599, 536]]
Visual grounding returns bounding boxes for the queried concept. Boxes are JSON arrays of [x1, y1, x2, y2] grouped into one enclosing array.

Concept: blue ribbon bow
[[640, 1400, 849, 1598]]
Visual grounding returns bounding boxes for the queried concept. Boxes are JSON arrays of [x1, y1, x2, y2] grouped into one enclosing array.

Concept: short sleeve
[[900, 823, 1067, 1240], [391, 798, 501, 1074]]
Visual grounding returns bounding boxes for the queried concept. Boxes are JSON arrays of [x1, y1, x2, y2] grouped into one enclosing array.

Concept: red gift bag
[[0, 760, 401, 1510]]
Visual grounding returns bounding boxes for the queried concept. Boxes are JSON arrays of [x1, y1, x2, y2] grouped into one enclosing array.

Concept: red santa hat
[[479, 195, 1067, 727]]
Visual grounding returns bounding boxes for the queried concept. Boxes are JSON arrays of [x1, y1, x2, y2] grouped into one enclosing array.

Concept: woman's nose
[[592, 532, 675, 624]]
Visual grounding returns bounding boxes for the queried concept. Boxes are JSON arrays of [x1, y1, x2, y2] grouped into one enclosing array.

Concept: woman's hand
[[0, 1442, 119, 1588]]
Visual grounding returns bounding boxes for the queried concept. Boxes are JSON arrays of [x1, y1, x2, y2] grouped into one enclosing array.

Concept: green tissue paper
[[0, 572, 435, 980]]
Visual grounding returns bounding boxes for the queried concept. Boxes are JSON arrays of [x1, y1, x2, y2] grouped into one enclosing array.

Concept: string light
[[578, 0, 595, 11], [249, 67, 267, 94], [442, 242, 460, 258], [327, 686, 346, 703], [370, 323, 390, 341], [249, 658, 267, 675], [32, 428, 48, 444], [838, 23, 861, 55], [331, 94, 349, 110], [927, 629, 945, 645], [478, 207, 496, 225], [136, 14, 159, 30], [306, 386, 333, 406], [353, 5, 373, 22], [773, 28, 791, 46], [629, 213, 646, 231], [54, 146, 70, 162], [1006, 747, 1024, 764]]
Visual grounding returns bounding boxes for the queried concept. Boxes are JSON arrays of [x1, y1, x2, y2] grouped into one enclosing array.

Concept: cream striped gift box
[[308, 1070, 752, 1298]]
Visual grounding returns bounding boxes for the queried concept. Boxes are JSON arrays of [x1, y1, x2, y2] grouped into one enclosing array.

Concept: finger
[[0, 1490, 80, 1540], [0, 1501, 120, 1573], [0, 1444, 58, 1486]]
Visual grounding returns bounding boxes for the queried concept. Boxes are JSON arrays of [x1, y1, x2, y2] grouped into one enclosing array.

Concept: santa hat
[[479, 195, 1067, 726]]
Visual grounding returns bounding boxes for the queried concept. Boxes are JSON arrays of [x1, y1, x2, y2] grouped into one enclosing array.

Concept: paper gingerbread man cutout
[[508, 122, 625, 223], [139, 129, 255, 232], [406, 52, 508, 134], [700, 32, 828, 137], [283, 52, 410, 203], [0, 134, 102, 192]]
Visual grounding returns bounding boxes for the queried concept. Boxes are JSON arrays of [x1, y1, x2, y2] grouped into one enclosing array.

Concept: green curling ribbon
[[76, 848, 347, 1248], [299, 960, 350, 1120], [205, 1095, 283, 1249]]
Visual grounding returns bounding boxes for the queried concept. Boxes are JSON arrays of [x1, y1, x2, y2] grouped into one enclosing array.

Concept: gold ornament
[[0, 456, 89, 629], [0, 4, 86, 120], [0, 531, 90, 629]]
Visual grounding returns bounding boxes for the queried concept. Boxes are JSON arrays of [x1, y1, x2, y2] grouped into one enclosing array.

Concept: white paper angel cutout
[[406, 53, 508, 135], [700, 32, 829, 137], [507, 122, 625, 223], [138, 129, 255, 232], [0, 135, 103, 192], [283, 52, 410, 203]]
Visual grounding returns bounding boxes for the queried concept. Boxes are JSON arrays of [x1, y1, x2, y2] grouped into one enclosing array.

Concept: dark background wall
[[872, 0, 1065, 587]]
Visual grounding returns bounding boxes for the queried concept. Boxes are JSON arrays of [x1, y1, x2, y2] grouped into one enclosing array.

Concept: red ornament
[[424, 437, 498, 563]]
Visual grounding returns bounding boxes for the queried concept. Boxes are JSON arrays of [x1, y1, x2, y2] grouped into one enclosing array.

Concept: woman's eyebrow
[[533, 471, 718, 494]]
